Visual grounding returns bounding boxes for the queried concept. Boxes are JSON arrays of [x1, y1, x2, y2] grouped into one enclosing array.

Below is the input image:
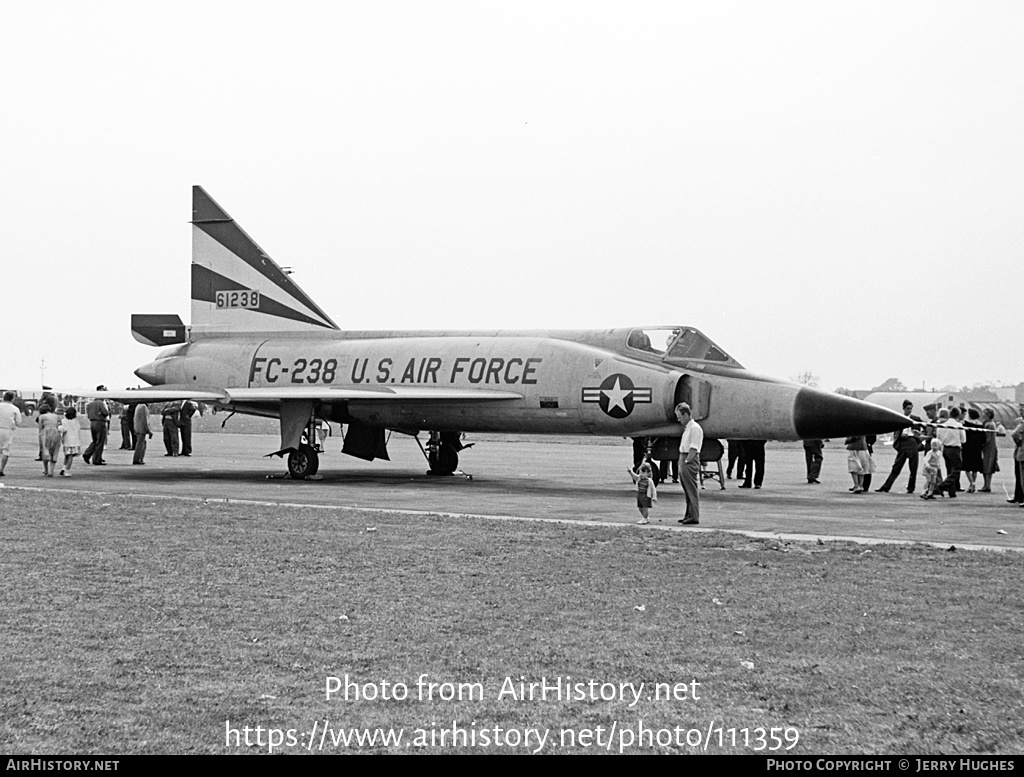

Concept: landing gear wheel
[[288, 444, 320, 479], [428, 444, 459, 476]]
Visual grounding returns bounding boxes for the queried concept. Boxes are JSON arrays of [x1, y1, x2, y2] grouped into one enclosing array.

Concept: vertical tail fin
[[190, 186, 339, 335]]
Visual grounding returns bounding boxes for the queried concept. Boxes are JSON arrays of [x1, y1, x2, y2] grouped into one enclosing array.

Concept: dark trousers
[[120, 419, 135, 450], [83, 421, 107, 463], [727, 440, 741, 477], [133, 433, 147, 464], [938, 447, 963, 494], [743, 441, 766, 487], [179, 422, 192, 455], [659, 457, 678, 482], [679, 456, 701, 522], [805, 450, 823, 481], [880, 442, 919, 492], [163, 420, 179, 456], [1014, 459, 1023, 503]]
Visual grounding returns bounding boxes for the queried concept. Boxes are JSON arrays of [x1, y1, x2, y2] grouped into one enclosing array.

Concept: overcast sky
[[2, 1, 1021, 394]]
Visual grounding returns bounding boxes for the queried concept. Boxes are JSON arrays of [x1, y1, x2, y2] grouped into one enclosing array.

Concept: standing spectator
[[961, 408, 985, 493], [876, 400, 923, 493], [738, 439, 766, 489], [119, 403, 135, 449], [133, 403, 153, 465], [127, 403, 139, 450], [59, 407, 82, 477], [726, 439, 743, 479], [37, 403, 62, 477], [675, 403, 703, 525], [845, 435, 872, 493], [803, 438, 824, 484], [178, 399, 197, 456], [980, 408, 1003, 493], [658, 454, 679, 485], [934, 407, 967, 498], [82, 388, 110, 465], [920, 404, 939, 451], [862, 434, 877, 491], [1010, 405, 1024, 506], [731, 439, 751, 483], [0, 391, 22, 477], [161, 403, 180, 456], [35, 391, 57, 461]]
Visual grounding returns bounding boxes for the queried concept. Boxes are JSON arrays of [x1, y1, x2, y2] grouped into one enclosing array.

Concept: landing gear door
[[677, 375, 711, 421]]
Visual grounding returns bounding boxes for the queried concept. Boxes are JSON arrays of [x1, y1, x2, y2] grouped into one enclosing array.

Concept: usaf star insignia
[[581, 373, 652, 418]]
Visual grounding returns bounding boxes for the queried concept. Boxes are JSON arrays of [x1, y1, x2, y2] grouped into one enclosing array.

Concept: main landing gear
[[285, 412, 322, 480], [419, 431, 472, 478], [287, 444, 320, 479]]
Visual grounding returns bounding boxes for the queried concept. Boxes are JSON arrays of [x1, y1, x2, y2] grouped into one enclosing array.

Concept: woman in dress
[[845, 435, 872, 493], [980, 407, 1002, 493], [36, 403, 62, 477], [961, 408, 985, 493]]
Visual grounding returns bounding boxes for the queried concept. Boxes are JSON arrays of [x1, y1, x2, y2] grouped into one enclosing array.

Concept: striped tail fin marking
[[190, 185, 339, 334]]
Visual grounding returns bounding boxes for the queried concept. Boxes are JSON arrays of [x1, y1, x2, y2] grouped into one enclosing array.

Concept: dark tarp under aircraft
[[88, 186, 910, 479]]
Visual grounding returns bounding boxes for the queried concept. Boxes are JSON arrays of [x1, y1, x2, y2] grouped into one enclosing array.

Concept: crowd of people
[[4, 388, 1023, 522], [804, 399, 1023, 505], [856, 399, 1022, 505], [0, 389, 200, 477], [625, 398, 1024, 524]]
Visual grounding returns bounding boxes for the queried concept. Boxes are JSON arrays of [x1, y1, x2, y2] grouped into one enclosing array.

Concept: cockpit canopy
[[626, 327, 740, 367]]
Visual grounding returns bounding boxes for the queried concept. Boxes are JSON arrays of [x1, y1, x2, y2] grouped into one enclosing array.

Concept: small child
[[920, 438, 944, 499], [629, 462, 658, 524], [59, 407, 82, 477]]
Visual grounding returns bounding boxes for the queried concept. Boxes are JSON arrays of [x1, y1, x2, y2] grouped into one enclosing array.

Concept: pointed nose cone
[[794, 387, 911, 439], [134, 361, 162, 386]]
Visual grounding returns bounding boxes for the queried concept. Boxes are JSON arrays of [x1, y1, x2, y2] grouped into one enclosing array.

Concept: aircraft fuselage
[[137, 328, 899, 442]]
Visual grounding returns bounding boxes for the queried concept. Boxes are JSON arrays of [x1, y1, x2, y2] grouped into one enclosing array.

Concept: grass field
[[1, 488, 1023, 755]]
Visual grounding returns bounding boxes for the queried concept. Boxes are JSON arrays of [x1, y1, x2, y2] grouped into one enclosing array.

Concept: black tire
[[428, 443, 459, 475], [288, 444, 320, 479]]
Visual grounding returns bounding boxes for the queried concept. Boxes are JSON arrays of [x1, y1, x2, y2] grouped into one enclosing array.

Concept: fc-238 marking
[[249, 355, 543, 386]]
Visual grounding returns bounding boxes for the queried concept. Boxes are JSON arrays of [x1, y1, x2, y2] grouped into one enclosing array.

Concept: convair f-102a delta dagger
[[90, 186, 909, 480]]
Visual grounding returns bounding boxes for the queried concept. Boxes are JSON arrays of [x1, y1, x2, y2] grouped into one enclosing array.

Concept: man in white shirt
[[675, 402, 704, 525], [0, 391, 23, 476], [934, 407, 967, 497]]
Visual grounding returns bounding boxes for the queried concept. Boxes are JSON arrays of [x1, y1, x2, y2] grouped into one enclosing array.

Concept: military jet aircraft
[[90, 186, 909, 479]]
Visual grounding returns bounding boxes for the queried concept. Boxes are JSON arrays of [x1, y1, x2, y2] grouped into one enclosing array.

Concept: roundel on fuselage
[[581, 373, 653, 419]]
